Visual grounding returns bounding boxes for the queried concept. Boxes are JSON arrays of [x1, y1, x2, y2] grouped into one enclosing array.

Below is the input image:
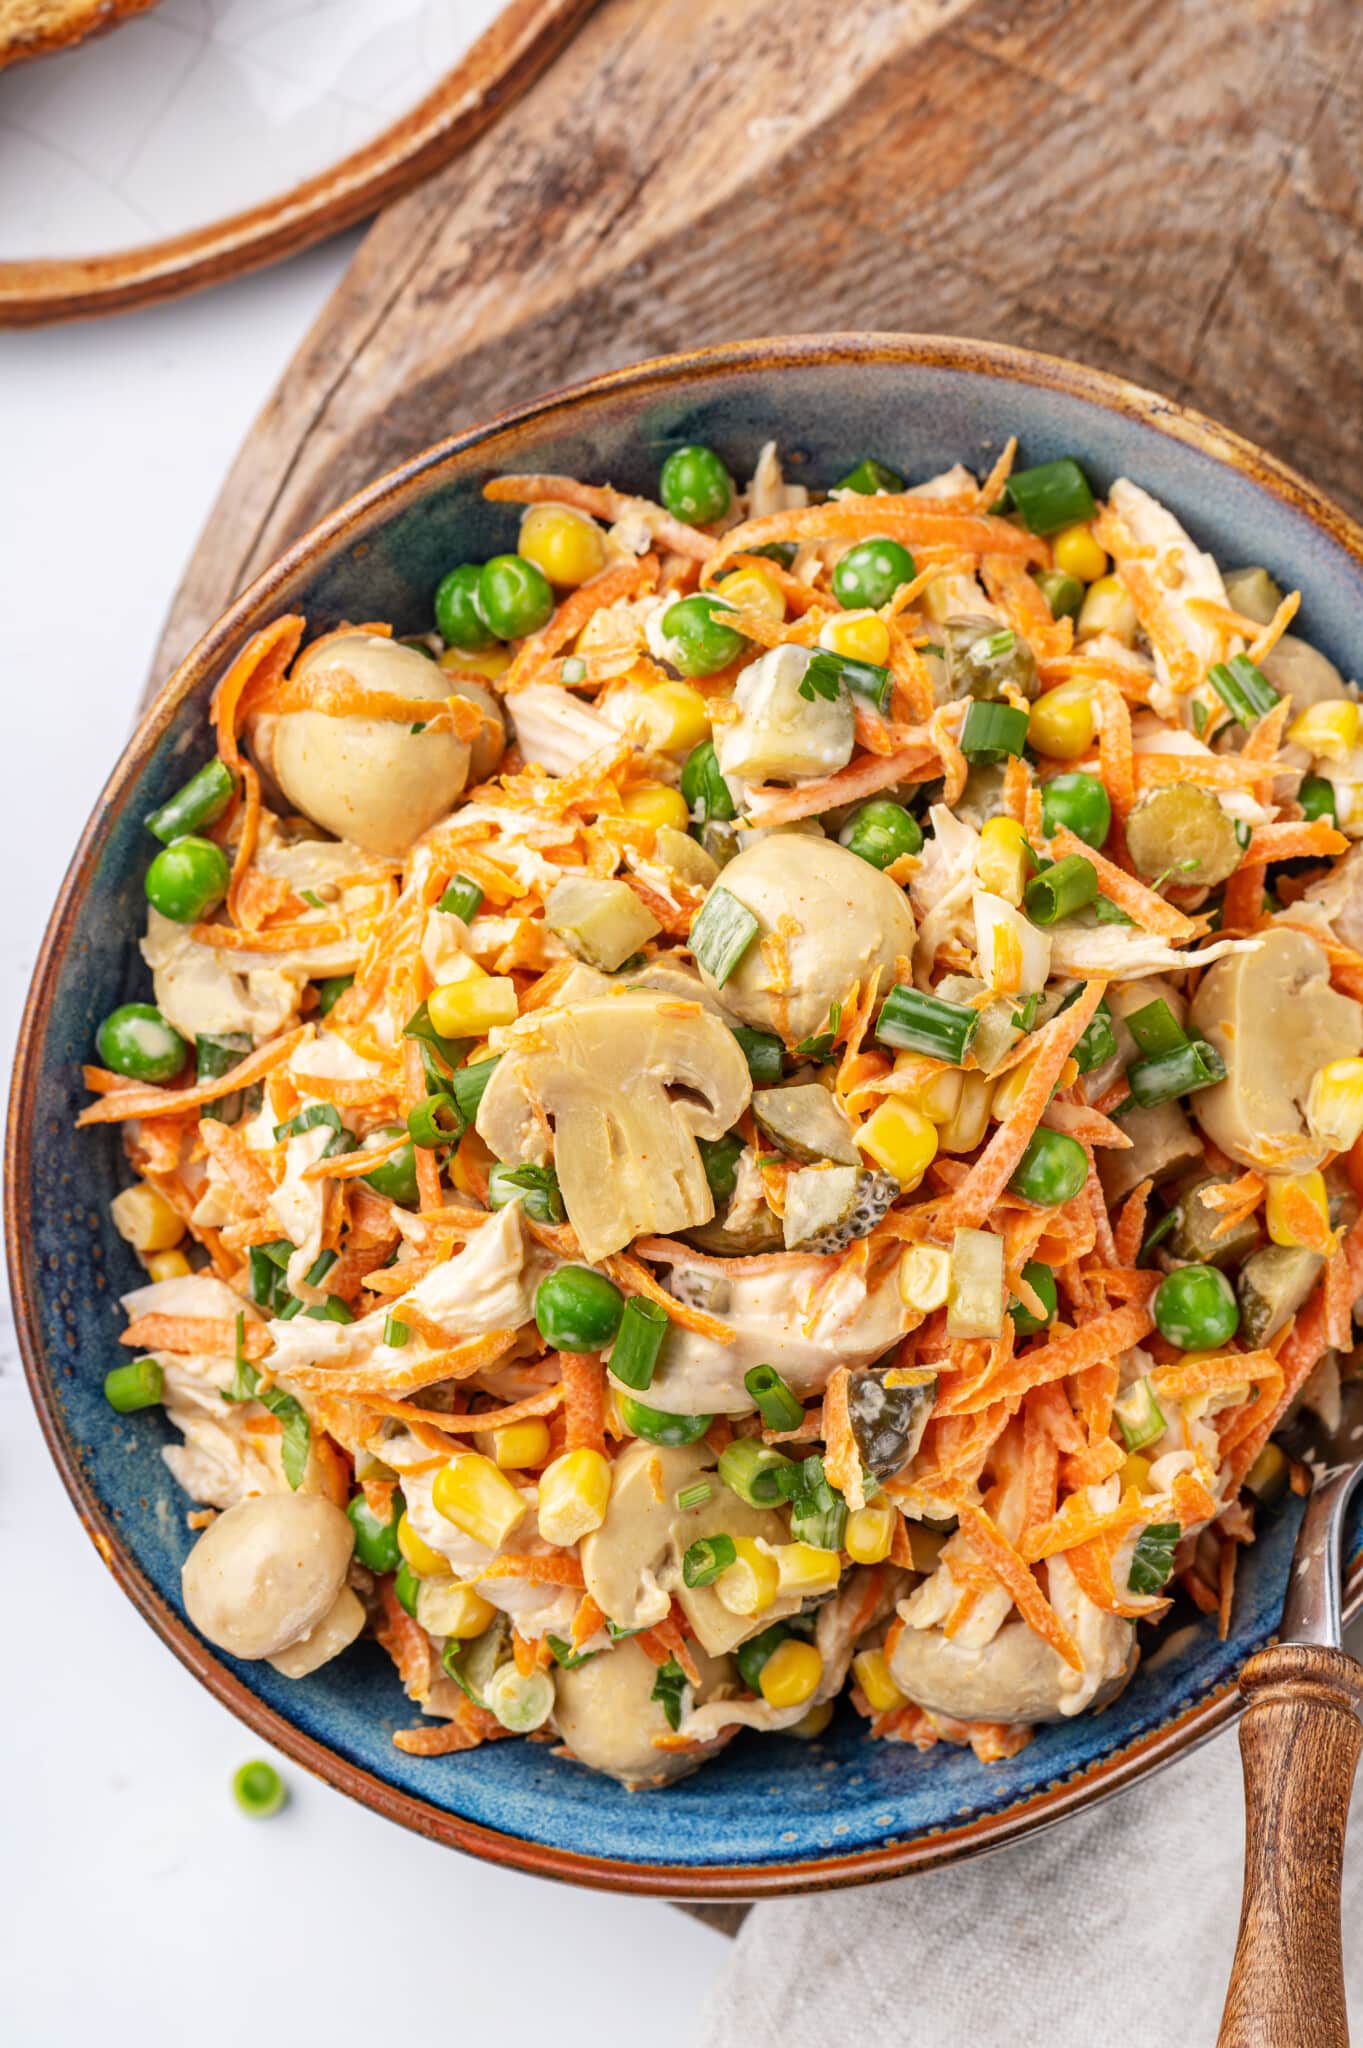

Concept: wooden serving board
[[139, 0, 1363, 1926]]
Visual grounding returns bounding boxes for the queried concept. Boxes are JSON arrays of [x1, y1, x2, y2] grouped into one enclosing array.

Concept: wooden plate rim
[[0, 0, 598, 329], [11, 331, 1363, 1897]]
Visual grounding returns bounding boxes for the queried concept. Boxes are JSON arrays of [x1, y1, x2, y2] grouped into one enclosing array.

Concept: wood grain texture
[[0, 0, 599, 328], [1218, 1644, 1363, 2048], [147, 0, 1363, 690]]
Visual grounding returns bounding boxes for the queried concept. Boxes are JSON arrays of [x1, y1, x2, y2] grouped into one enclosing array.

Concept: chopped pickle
[[1169, 1175, 1261, 1268], [782, 1163, 898, 1253], [752, 1083, 859, 1165], [942, 614, 1039, 702], [1236, 1244, 1324, 1347], [1125, 786, 1241, 887], [847, 1368, 937, 1479], [1222, 566, 1284, 628], [545, 876, 662, 970]]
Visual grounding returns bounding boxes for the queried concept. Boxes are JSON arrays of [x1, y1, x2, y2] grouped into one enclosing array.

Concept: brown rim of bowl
[[0, 0, 598, 330], [10, 332, 1363, 1898]]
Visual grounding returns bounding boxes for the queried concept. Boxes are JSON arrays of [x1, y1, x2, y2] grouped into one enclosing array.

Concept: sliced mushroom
[[579, 1440, 800, 1656], [440, 673, 506, 783], [252, 634, 474, 855], [1259, 634, 1348, 715], [699, 834, 916, 1045], [1302, 844, 1363, 953], [267, 1586, 366, 1677], [1189, 926, 1363, 1171], [181, 1492, 354, 1660], [552, 1637, 735, 1788], [474, 991, 752, 1262], [714, 643, 855, 783]]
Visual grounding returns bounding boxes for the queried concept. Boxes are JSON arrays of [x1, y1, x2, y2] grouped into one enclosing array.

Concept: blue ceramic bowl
[[11, 335, 1363, 1897]]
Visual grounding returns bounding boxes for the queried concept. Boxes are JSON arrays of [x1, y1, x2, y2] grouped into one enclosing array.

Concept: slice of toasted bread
[[0, 0, 159, 70]]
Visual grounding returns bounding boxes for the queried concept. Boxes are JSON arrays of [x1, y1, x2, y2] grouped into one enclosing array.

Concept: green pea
[[232, 1760, 287, 1819], [534, 1265, 625, 1352], [1153, 1264, 1240, 1350], [434, 563, 495, 651], [96, 1003, 188, 1083], [316, 974, 354, 1017], [832, 538, 915, 611], [347, 1489, 404, 1573], [835, 457, 905, 496], [660, 595, 748, 678], [359, 1125, 419, 1208], [1035, 569, 1085, 621], [1009, 1261, 1058, 1337], [1007, 1127, 1088, 1206], [839, 799, 923, 870], [618, 1394, 713, 1447], [477, 555, 554, 640], [105, 1358, 164, 1413], [659, 445, 733, 525], [394, 1560, 421, 1618], [1300, 775, 1338, 825], [145, 835, 231, 924], [1041, 771, 1111, 850]]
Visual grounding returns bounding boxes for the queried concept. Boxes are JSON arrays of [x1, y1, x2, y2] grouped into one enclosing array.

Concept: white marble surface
[[0, 0, 507, 258], [0, 242, 725, 2046]]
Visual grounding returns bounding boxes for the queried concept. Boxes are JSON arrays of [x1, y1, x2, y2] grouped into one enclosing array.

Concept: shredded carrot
[[560, 1351, 606, 1455], [955, 1503, 1083, 1672], [1113, 1179, 1152, 1267], [1243, 820, 1347, 866], [479, 1553, 586, 1587], [77, 1026, 310, 1126], [120, 1313, 269, 1358], [1049, 825, 1197, 940]]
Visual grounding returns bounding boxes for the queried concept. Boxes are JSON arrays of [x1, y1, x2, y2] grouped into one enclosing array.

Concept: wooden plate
[[0, 0, 598, 328]]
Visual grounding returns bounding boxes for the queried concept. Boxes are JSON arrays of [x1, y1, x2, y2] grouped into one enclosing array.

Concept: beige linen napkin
[[699, 1618, 1363, 2048]]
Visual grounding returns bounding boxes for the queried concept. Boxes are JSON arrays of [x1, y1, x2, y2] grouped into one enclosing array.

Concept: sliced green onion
[[1138, 1207, 1180, 1262], [304, 1296, 355, 1324], [682, 1534, 737, 1588], [835, 456, 905, 495], [1207, 653, 1280, 727], [273, 1101, 353, 1159], [105, 1358, 164, 1413], [232, 1760, 287, 1819], [650, 1656, 688, 1731], [248, 1239, 294, 1311], [1072, 1001, 1117, 1074], [146, 757, 236, 843], [545, 1634, 598, 1668], [690, 886, 759, 986], [1300, 774, 1338, 824], [776, 1454, 848, 1550], [488, 1161, 564, 1223], [1035, 569, 1084, 621], [618, 1395, 711, 1447], [560, 656, 587, 685], [1127, 1521, 1181, 1596], [732, 1026, 783, 1083], [384, 1315, 410, 1348], [452, 1057, 499, 1124], [1126, 998, 1187, 1058], [698, 1132, 743, 1204], [1114, 1375, 1167, 1452], [1005, 458, 1096, 535], [717, 1436, 792, 1507], [439, 874, 484, 922], [609, 1297, 669, 1391], [407, 1092, 463, 1148], [300, 890, 325, 910], [799, 650, 893, 715], [681, 740, 736, 824], [316, 974, 353, 1016], [394, 1562, 421, 1617], [196, 1028, 254, 1125], [1024, 854, 1098, 925], [876, 983, 979, 1063], [1126, 1039, 1226, 1107], [676, 1481, 713, 1511], [1009, 1261, 1057, 1338], [960, 699, 1029, 761], [222, 1312, 310, 1485], [1192, 700, 1209, 738], [304, 1248, 338, 1288], [1091, 895, 1135, 926], [403, 998, 468, 1074], [744, 1363, 804, 1433]]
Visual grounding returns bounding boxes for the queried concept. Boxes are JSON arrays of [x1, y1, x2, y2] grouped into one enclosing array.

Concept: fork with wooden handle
[[1218, 1377, 1363, 2048]]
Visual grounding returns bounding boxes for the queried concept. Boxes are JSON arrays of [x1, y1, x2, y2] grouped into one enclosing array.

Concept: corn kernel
[[427, 974, 518, 1037], [110, 1182, 185, 1255], [852, 1647, 906, 1714], [759, 1638, 824, 1709], [440, 643, 512, 683], [1307, 1057, 1363, 1151], [845, 1504, 896, 1565], [938, 1069, 994, 1153], [1029, 682, 1096, 760], [977, 815, 1032, 907], [432, 1453, 527, 1551], [518, 502, 608, 587], [774, 1541, 842, 1596], [915, 1064, 965, 1124], [715, 563, 786, 623], [536, 1446, 613, 1547], [639, 679, 711, 755], [621, 781, 691, 832], [1265, 1170, 1331, 1249], [821, 610, 891, 666], [791, 1698, 834, 1738], [992, 1050, 1078, 1124], [1076, 574, 1138, 645], [898, 1243, 951, 1313], [1051, 523, 1108, 584], [146, 1248, 192, 1282], [1287, 699, 1360, 763], [415, 1578, 496, 1639], [856, 1099, 938, 1189], [396, 1511, 450, 1579], [1120, 1453, 1152, 1493], [716, 1535, 781, 1616], [478, 1418, 552, 1470]]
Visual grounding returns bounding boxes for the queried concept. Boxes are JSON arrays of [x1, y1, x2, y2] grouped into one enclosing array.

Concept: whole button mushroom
[[552, 1636, 734, 1788], [252, 634, 497, 856], [698, 834, 916, 1045], [181, 1492, 355, 1661]]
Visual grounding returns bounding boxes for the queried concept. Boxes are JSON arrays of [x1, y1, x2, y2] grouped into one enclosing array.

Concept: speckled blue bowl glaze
[[11, 336, 1363, 1897]]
